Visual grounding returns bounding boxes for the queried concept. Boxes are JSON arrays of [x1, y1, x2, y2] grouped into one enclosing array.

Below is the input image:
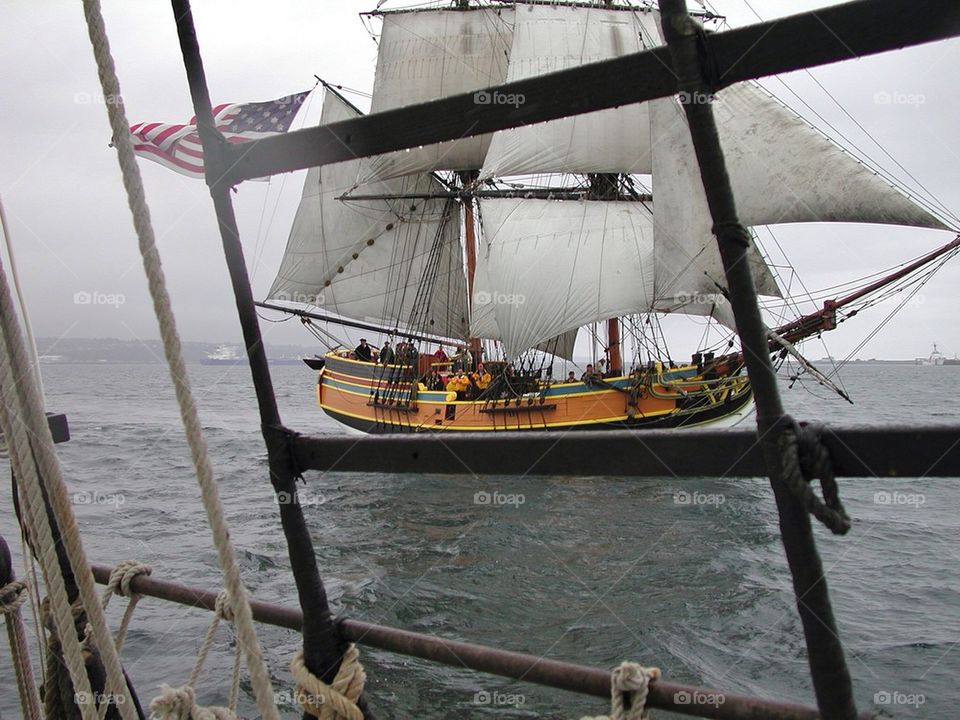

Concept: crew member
[[354, 338, 373, 362], [379, 340, 395, 365]]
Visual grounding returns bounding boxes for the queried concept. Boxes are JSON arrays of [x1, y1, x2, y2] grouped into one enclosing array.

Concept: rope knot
[[581, 662, 661, 720], [290, 644, 366, 720], [149, 684, 239, 720], [149, 684, 196, 720], [108, 560, 152, 598], [0, 580, 27, 614], [214, 590, 235, 623], [778, 418, 851, 535]]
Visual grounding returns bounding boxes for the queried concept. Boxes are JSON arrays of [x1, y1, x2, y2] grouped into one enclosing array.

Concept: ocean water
[[1, 362, 958, 719]]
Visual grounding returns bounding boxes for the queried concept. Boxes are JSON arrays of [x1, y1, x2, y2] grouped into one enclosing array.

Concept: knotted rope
[[82, 560, 152, 658], [2, 580, 42, 720], [290, 644, 366, 720], [778, 419, 851, 535], [79, 1, 279, 717], [581, 663, 660, 720], [149, 590, 244, 720]]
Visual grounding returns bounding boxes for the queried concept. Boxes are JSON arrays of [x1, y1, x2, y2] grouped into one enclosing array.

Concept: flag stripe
[[129, 91, 309, 179]]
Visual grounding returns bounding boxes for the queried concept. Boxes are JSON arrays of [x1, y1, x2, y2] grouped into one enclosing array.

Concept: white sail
[[267, 91, 469, 340], [480, 5, 659, 179], [367, 8, 515, 178], [650, 95, 782, 302], [651, 83, 947, 257], [472, 198, 661, 359]]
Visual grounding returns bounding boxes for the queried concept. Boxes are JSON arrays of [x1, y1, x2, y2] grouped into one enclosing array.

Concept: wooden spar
[[771, 234, 960, 347], [254, 301, 453, 345]]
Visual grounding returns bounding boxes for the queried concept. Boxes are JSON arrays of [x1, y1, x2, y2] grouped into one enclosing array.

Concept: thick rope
[[0, 280, 112, 719], [778, 419, 851, 535], [2, 580, 42, 720], [291, 644, 366, 720], [93, 560, 152, 654], [149, 591, 241, 720], [78, 3, 280, 718], [580, 663, 660, 720]]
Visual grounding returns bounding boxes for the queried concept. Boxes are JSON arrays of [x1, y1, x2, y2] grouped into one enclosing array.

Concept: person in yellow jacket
[[445, 370, 470, 399], [471, 363, 492, 392]]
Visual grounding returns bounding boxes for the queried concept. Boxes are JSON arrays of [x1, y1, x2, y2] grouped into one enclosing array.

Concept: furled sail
[[479, 5, 659, 180], [267, 91, 469, 340], [365, 8, 515, 179]]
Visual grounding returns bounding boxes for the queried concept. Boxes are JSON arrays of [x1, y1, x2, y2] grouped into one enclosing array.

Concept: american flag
[[129, 91, 310, 179]]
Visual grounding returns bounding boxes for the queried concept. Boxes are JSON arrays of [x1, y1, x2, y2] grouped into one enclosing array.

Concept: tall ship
[[261, 1, 959, 433]]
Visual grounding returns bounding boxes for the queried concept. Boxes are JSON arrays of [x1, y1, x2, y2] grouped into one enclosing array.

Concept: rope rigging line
[[149, 590, 244, 720], [0, 252, 118, 720], [78, 0, 280, 716], [1, 535, 42, 720]]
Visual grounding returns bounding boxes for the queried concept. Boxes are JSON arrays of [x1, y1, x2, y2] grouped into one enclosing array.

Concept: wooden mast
[[607, 318, 622, 374], [461, 170, 482, 369], [589, 173, 624, 375]]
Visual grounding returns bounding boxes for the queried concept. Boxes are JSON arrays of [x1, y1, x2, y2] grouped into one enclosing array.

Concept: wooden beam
[[290, 426, 960, 478]]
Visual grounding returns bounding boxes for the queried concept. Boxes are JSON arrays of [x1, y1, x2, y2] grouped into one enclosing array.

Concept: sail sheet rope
[[78, 0, 282, 717]]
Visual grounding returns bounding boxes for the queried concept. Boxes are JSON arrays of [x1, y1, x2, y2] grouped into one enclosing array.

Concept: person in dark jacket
[[354, 338, 373, 362], [379, 341, 395, 365]]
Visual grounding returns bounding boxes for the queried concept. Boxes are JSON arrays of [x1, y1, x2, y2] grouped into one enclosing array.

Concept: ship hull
[[315, 353, 754, 434]]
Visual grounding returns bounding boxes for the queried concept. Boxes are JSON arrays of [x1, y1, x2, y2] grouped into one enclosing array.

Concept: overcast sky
[[0, 0, 957, 361]]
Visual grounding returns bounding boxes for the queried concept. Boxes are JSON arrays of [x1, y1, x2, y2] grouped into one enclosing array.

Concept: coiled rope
[[290, 644, 366, 720], [78, 1, 280, 717], [580, 663, 661, 720]]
